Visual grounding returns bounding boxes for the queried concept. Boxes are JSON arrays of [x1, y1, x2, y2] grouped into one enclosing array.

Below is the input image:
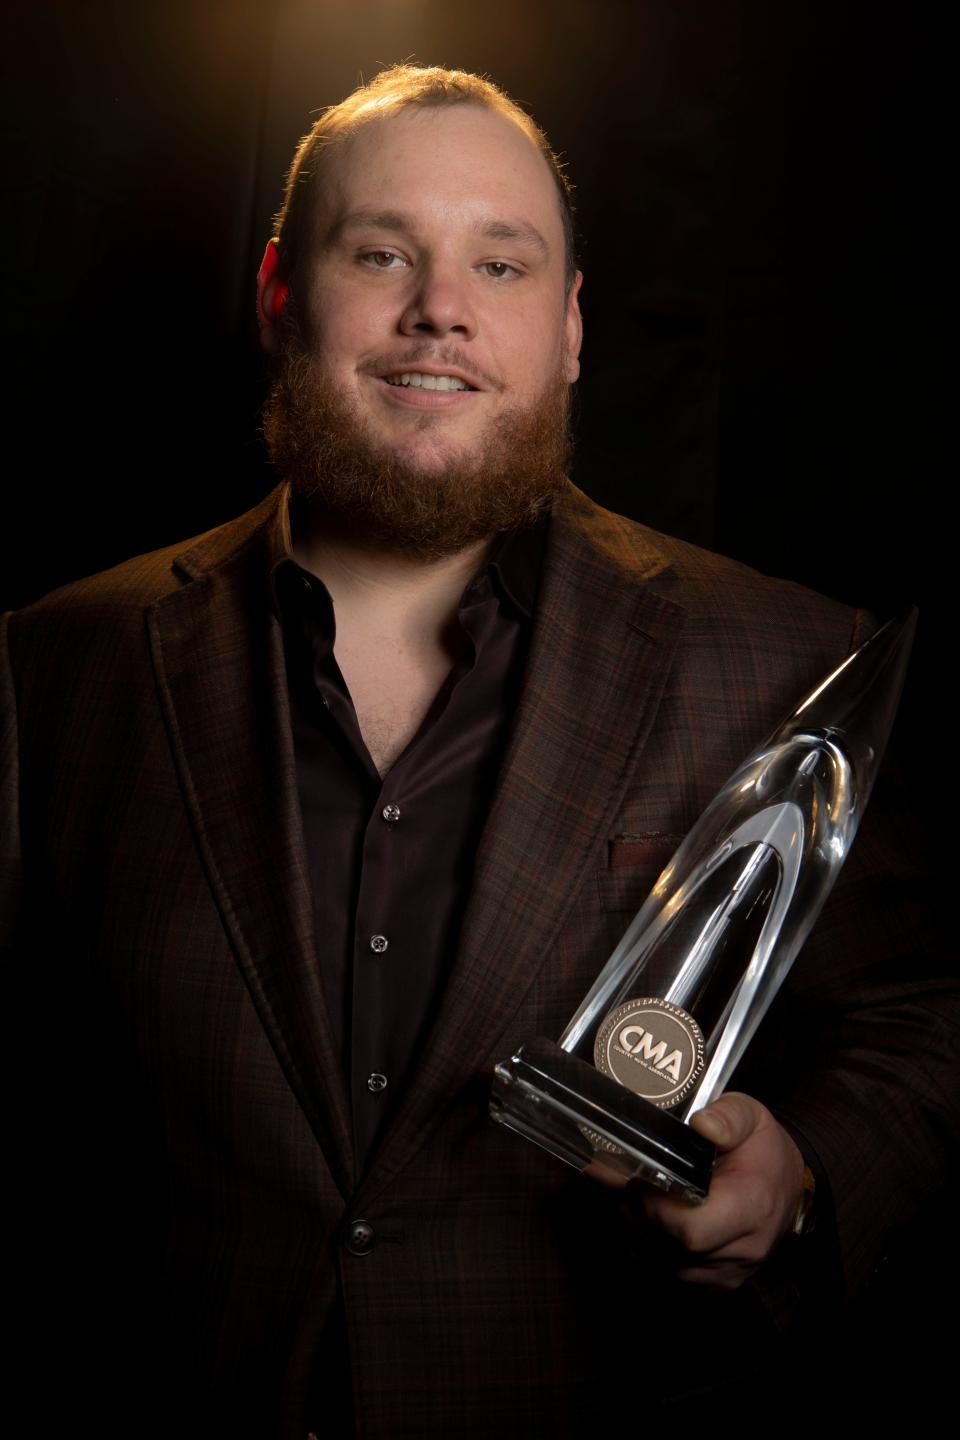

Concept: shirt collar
[[472, 514, 547, 620], [268, 485, 549, 631]]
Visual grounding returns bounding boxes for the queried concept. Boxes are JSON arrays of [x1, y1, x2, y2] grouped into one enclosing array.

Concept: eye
[[479, 261, 518, 280], [362, 250, 407, 270]]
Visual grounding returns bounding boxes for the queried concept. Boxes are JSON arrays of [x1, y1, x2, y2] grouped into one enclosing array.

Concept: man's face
[[263, 103, 583, 557]]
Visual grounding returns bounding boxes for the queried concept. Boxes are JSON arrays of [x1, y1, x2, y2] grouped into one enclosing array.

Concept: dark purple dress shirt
[[272, 520, 546, 1177]]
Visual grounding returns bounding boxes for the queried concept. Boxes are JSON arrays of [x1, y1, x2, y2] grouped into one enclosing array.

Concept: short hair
[[273, 63, 578, 295]]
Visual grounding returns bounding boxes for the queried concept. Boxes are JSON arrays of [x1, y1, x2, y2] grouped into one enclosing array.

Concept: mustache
[[361, 345, 502, 393]]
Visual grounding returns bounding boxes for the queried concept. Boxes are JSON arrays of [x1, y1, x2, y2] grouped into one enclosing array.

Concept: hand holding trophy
[[491, 612, 916, 1203]]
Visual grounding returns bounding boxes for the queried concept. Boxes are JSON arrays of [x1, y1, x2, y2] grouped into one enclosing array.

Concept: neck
[[291, 509, 493, 645]]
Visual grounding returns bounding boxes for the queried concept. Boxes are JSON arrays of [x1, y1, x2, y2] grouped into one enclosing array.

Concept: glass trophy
[[490, 610, 916, 1201]]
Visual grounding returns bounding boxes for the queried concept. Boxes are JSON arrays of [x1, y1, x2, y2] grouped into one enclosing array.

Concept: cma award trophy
[[490, 610, 916, 1201]]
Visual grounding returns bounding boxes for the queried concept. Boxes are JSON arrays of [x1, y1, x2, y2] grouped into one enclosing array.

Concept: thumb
[[690, 1092, 763, 1152]]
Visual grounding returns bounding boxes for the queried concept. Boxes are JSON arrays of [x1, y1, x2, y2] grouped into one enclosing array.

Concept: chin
[[388, 441, 473, 476]]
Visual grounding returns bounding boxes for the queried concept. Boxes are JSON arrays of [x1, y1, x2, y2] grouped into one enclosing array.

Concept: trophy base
[[490, 1037, 715, 1200]]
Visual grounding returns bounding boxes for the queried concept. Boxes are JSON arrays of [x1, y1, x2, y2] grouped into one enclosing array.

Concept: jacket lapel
[[147, 489, 355, 1198], [357, 486, 686, 1204]]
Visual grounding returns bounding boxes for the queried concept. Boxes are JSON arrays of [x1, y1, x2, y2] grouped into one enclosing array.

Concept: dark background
[[3, 0, 949, 1419], [4, 1, 945, 814], [5, 2, 944, 614]]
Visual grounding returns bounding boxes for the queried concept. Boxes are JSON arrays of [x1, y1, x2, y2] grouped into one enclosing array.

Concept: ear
[[256, 239, 289, 355], [563, 270, 584, 383]]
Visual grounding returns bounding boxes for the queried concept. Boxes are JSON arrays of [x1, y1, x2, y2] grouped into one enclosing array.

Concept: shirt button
[[299, 575, 312, 594], [369, 934, 389, 954], [345, 1219, 376, 1256], [367, 1072, 388, 1093], [381, 803, 401, 823]]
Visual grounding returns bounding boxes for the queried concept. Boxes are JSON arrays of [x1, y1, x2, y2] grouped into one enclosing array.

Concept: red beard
[[263, 336, 572, 561]]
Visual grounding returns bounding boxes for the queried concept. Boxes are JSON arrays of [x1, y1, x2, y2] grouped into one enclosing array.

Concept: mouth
[[383, 371, 476, 392]]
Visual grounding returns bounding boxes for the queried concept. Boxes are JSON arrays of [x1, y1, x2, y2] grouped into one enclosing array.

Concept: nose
[[399, 259, 477, 340]]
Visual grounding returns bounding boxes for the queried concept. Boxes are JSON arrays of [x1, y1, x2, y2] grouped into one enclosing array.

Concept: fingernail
[[696, 1109, 728, 1140]]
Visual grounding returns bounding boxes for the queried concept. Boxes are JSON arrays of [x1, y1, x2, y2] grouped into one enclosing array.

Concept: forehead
[[315, 104, 566, 259]]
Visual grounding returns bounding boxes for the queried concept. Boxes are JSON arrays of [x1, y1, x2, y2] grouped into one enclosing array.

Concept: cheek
[[309, 283, 396, 359], [486, 303, 560, 369], [512, 317, 569, 386]]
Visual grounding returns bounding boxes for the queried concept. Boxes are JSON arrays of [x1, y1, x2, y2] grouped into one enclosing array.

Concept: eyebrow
[[328, 209, 412, 242], [328, 208, 550, 258], [480, 219, 549, 257]]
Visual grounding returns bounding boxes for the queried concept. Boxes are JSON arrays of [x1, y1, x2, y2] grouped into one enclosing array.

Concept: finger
[[674, 1259, 756, 1290], [641, 1186, 754, 1255], [628, 1158, 750, 1242], [689, 1091, 764, 1151], [625, 1195, 767, 1289], [581, 1159, 629, 1190]]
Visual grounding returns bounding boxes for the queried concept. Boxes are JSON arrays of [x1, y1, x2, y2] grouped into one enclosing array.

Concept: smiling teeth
[[387, 372, 469, 391]]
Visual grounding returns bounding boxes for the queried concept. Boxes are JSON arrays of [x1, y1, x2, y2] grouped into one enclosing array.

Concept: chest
[[335, 640, 455, 774]]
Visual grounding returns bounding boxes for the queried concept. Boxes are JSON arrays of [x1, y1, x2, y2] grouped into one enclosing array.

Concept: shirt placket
[[350, 769, 404, 1165], [277, 548, 534, 1179]]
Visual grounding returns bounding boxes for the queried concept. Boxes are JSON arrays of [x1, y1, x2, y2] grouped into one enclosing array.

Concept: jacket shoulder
[[2, 488, 285, 701], [555, 485, 864, 653], [9, 488, 283, 624]]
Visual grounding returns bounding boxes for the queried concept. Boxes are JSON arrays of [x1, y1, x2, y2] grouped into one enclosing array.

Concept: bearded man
[[1, 64, 952, 1439]]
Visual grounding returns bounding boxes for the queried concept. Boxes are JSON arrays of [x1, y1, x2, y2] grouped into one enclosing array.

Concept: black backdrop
[[3, 0, 950, 1418]]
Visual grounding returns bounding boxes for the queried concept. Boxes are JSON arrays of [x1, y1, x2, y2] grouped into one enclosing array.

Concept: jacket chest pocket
[[596, 834, 682, 915]]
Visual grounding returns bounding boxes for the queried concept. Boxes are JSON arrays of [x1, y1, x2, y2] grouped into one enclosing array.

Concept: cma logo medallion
[[593, 997, 705, 1108]]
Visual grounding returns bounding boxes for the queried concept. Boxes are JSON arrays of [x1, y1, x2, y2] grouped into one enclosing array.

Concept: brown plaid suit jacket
[[1, 483, 952, 1436]]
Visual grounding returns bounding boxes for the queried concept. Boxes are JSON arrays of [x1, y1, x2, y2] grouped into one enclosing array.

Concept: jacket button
[[345, 1219, 376, 1256]]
